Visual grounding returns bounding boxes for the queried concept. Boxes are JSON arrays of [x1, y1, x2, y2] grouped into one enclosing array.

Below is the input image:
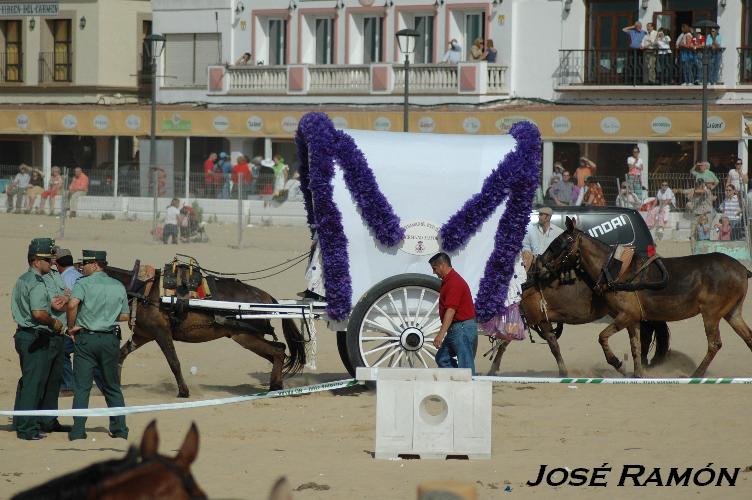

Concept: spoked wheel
[[346, 274, 442, 371]]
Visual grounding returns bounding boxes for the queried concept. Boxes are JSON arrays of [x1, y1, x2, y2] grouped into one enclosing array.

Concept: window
[[315, 18, 334, 64], [164, 33, 220, 87], [363, 16, 383, 64], [464, 13, 484, 61], [140, 20, 153, 83], [414, 16, 434, 63], [269, 19, 287, 65], [1, 20, 22, 82], [46, 19, 72, 82], [587, 1, 635, 51]]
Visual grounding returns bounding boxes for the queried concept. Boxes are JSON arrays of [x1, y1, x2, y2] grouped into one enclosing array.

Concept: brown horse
[[539, 217, 752, 377], [107, 266, 307, 397], [12, 420, 206, 499], [488, 260, 670, 376]]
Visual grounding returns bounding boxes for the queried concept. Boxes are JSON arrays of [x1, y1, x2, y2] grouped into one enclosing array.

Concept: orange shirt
[[574, 166, 594, 187], [69, 173, 89, 193]]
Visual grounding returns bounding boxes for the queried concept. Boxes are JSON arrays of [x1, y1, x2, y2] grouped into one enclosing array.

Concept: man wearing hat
[[217, 152, 232, 199], [66, 250, 130, 441], [11, 238, 65, 440], [521, 206, 564, 270]]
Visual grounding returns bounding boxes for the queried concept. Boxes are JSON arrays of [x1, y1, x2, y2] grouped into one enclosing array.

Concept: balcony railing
[[557, 48, 724, 87], [739, 47, 752, 84], [38, 51, 73, 83], [219, 62, 508, 96], [0, 51, 23, 83]]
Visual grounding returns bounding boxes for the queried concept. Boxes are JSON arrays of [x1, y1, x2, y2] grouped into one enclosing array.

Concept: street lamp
[[395, 28, 419, 132], [694, 19, 719, 163], [144, 33, 166, 240]]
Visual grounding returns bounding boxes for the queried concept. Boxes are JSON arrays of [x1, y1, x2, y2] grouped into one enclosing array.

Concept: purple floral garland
[[439, 122, 541, 323], [295, 112, 405, 320]]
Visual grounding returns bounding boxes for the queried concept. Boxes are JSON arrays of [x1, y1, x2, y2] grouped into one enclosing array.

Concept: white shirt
[[522, 222, 564, 256], [655, 187, 676, 207], [627, 156, 644, 173], [165, 205, 180, 225], [728, 169, 743, 191]]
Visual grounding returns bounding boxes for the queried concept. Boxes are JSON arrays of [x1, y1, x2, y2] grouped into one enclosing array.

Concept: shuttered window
[[164, 33, 220, 87]]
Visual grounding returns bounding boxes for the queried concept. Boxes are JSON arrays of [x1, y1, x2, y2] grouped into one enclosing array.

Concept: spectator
[[690, 160, 719, 190], [482, 39, 497, 62], [626, 146, 645, 198], [727, 158, 747, 194], [550, 170, 577, 206], [163, 198, 181, 245], [272, 154, 289, 196], [582, 177, 606, 206], [684, 178, 716, 237], [25, 169, 45, 214], [574, 156, 597, 187], [655, 29, 672, 84], [719, 185, 743, 239], [68, 167, 89, 218], [522, 206, 564, 270], [6, 163, 31, 213], [641, 22, 658, 84], [696, 214, 711, 241], [203, 153, 217, 197], [677, 24, 695, 85], [623, 21, 646, 84], [692, 28, 705, 84], [40, 166, 63, 215], [646, 181, 676, 239], [231, 155, 252, 195], [441, 39, 462, 64], [217, 152, 232, 199], [470, 38, 484, 61], [714, 216, 733, 241], [616, 181, 641, 210], [235, 52, 252, 65], [706, 27, 722, 84], [249, 156, 262, 195]]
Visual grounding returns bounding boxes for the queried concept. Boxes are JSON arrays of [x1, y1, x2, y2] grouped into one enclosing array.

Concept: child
[[696, 214, 711, 241], [715, 216, 733, 241]]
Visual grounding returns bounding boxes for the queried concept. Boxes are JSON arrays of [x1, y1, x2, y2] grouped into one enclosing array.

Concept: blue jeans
[[435, 319, 478, 375]]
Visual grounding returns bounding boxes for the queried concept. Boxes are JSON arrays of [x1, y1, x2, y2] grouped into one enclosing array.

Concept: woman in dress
[[271, 154, 289, 196]]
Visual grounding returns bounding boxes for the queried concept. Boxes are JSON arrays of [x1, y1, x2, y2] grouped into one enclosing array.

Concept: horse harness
[[91, 455, 205, 500]]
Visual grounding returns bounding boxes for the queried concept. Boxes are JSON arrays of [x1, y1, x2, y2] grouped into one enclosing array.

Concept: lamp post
[[694, 20, 719, 163], [144, 33, 166, 240], [395, 28, 419, 132]]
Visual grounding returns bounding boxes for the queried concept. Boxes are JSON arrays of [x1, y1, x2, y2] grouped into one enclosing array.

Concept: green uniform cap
[[28, 238, 55, 258], [81, 249, 107, 262]]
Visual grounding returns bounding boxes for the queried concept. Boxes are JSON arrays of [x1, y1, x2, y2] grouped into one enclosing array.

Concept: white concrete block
[[371, 368, 491, 460]]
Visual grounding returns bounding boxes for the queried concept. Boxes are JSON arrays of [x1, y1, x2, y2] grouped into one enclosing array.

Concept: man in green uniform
[[11, 238, 65, 440], [66, 250, 130, 441]]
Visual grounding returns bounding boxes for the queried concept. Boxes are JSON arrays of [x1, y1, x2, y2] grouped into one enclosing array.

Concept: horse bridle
[[544, 232, 582, 275]]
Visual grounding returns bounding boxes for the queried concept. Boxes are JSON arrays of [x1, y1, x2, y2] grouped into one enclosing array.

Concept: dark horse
[[12, 420, 207, 499], [107, 266, 306, 397], [539, 217, 752, 377], [488, 259, 670, 376]]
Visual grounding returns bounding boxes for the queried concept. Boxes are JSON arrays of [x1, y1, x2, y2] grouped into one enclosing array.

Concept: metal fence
[[38, 51, 73, 83]]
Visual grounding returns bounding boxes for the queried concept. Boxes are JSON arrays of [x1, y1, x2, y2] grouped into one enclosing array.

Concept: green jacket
[[11, 268, 52, 331], [71, 271, 129, 331], [42, 270, 68, 322]]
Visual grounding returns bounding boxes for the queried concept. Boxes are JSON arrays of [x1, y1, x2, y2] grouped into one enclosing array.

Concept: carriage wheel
[[337, 331, 355, 377], [346, 274, 442, 372]]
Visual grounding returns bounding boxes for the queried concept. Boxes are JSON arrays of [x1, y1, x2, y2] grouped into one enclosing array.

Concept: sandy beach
[[1, 212, 751, 499]]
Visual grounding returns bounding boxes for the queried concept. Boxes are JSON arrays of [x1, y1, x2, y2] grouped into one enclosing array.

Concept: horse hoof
[[177, 391, 190, 398], [270, 384, 283, 391]]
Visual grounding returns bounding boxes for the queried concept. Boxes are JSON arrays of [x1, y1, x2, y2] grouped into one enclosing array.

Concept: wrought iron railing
[[0, 51, 23, 83], [38, 51, 73, 83], [738, 47, 752, 83]]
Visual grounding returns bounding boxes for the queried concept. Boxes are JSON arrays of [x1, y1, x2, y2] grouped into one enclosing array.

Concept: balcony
[[38, 51, 73, 83], [0, 51, 23, 83], [557, 48, 724, 88], [210, 62, 508, 97], [739, 48, 752, 84]]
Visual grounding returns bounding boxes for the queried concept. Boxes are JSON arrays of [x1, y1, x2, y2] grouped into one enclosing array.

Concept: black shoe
[[44, 421, 72, 433], [68, 433, 87, 441], [18, 433, 46, 440], [109, 432, 128, 439]]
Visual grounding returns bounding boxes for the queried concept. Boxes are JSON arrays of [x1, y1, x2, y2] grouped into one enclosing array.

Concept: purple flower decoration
[[439, 122, 541, 323], [295, 112, 404, 320]]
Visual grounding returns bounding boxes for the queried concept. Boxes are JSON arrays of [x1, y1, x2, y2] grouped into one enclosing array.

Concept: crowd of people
[[5, 165, 89, 217], [441, 37, 497, 64], [202, 152, 290, 199], [620, 21, 723, 85]]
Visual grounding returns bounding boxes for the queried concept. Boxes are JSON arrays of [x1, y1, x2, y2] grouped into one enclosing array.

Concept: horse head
[[539, 217, 583, 276]]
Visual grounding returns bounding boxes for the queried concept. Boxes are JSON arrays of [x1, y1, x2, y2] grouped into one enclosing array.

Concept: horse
[[488, 259, 670, 376], [107, 265, 307, 397], [11, 420, 206, 499], [539, 216, 752, 377]]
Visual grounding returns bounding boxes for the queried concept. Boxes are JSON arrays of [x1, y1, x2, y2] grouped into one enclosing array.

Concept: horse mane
[[11, 447, 139, 500]]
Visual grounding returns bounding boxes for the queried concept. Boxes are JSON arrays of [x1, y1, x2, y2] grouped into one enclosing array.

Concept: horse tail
[[648, 321, 671, 367], [281, 318, 307, 376]]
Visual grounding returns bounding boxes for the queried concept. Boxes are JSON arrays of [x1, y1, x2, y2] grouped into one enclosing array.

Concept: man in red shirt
[[203, 153, 217, 197], [67, 167, 89, 218], [429, 252, 478, 374]]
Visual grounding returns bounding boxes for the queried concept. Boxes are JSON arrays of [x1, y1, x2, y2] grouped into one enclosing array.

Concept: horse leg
[[118, 333, 153, 383], [153, 334, 191, 398], [230, 333, 287, 391], [627, 324, 644, 378], [639, 322, 653, 366], [691, 314, 722, 378], [724, 302, 752, 354], [598, 322, 627, 376], [540, 324, 568, 377], [488, 339, 510, 375]]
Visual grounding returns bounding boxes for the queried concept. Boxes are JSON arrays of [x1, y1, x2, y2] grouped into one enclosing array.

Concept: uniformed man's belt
[[16, 327, 51, 335], [81, 327, 120, 335]]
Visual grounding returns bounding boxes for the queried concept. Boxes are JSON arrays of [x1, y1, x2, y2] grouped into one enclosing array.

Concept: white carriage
[[162, 112, 541, 375]]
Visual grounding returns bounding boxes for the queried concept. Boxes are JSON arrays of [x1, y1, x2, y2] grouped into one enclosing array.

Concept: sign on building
[[0, 1, 59, 17]]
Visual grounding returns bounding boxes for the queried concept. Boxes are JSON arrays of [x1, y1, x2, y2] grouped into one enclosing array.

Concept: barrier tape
[[0, 379, 358, 417], [474, 376, 752, 385]]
